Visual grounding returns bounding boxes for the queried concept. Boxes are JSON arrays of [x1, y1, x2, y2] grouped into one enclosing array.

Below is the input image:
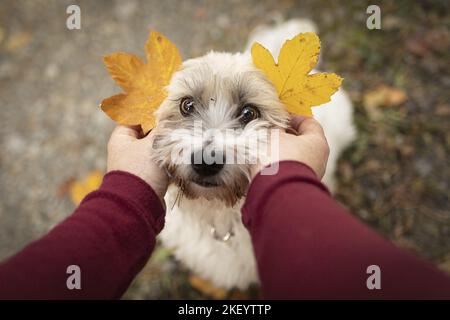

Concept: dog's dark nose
[[191, 151, 225, 177]]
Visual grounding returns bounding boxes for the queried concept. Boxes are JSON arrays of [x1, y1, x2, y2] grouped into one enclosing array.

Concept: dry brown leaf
[[5, 32, 31, 52], [188, 275, 227, 299], [435, 104, 450, 117], [364, 85, 408, 108], [363, 85, 408, 120], [229, 290, 251, 300], [56, 176, 76, 197]]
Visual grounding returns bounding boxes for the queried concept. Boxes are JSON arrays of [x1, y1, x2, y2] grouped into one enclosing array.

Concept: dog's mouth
[[192, 179, 220, 188]]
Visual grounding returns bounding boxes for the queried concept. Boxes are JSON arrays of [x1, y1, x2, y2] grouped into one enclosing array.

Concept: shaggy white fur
[[158, 19, 356, 290]]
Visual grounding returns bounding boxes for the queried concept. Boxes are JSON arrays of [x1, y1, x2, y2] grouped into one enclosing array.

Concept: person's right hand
[[250, 116, 330, 180], [107, 125, 168, 203]]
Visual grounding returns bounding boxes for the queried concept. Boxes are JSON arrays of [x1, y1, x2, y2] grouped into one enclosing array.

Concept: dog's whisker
[[177, 189, 184, 207], [171, 188, 181, 210]]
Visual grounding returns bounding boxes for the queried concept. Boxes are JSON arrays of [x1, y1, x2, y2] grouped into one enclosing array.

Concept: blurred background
[[0, 0, 448, 299]]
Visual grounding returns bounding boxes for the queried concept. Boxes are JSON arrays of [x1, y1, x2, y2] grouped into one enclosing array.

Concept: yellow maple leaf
[[69, 170, 104, 205], [101, 31, 182, 134], [251, 32, 342, 116]]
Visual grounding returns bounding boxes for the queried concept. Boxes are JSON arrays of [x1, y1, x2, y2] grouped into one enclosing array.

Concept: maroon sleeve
[[0, 171, 165, 299], [242, 161, 450, 299]]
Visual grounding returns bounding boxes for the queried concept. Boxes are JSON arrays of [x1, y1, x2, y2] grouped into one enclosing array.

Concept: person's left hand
[[107, 125, 168, 203]]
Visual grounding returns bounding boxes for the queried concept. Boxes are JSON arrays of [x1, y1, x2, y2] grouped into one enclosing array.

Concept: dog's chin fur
[[179, 183, 245, 207], [169, 170, 249, 206], [155, 19, 356, 290]]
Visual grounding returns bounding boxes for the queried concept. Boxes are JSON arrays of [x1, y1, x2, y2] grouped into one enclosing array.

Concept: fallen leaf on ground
[[251, 32, 342, 116], [69, 170, 104, 205], [5, 32, 31, 52], [399, 144, 415, 158], [405, 37, 430, 57], [56, 176, 76, 197], [188, 275, 227, 299], [435, 104, 450, 117], [363, 85, 408, 120], [424, 28, 450, 53], [229, 290, 251, 300], [101, 31, 182, 134]]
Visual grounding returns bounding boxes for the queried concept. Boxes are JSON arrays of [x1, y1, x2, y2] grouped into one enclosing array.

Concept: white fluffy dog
[[152, 19, 356, 290]]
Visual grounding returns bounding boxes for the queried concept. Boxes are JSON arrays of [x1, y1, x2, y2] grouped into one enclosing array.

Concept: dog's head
[[152, 52, 288, 205]]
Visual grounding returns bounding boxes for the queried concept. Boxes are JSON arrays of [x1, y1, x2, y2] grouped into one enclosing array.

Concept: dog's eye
[[239, 105, 259, 125], [180, 97, 195, 116]]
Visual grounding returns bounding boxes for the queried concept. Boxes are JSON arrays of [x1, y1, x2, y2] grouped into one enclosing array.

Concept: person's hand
[[107, 125, 168, 202], [251, 116, 330, 179]]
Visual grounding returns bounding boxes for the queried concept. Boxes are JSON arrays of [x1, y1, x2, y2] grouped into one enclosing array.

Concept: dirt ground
[[0, 0, 448, 299]]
